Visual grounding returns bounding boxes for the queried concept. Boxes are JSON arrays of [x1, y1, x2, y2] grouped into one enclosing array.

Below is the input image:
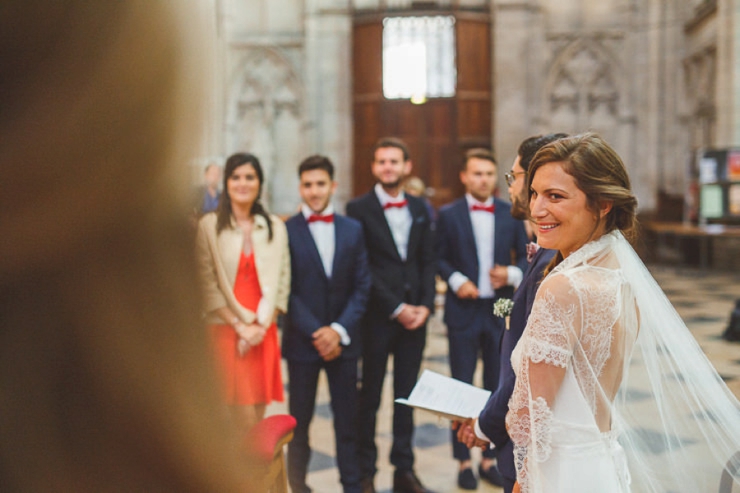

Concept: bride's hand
[[513, 481, 521, 493]]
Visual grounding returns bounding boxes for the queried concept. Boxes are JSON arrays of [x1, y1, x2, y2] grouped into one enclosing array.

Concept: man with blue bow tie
[[284, 155, 371, 493], [437, 148, 528, 490]]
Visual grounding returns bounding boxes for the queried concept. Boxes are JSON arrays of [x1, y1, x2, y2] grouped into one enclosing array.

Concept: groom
[[456, 133, 567, 493], [436, 148, 528, 490]]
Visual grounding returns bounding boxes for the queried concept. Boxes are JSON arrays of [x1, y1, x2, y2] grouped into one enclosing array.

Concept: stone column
[[716, 0, 740, 146], [491, 0, 538, 177], [305, 1, 354, 209]]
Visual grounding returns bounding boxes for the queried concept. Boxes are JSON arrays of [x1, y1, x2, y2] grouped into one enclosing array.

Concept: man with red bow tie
[[284, 155, 371, 493], [436, 148, 528, 490], [347, 138, 437, 493]]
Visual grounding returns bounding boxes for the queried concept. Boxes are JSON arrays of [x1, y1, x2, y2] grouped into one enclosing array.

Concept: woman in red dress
[[196, 153, 291, 432]]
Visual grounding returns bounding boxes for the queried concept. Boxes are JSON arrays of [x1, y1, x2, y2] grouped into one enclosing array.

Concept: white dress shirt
[[301, 204, 350, 345], [447, 194, 523, 297], [374, 183, 412, 261]]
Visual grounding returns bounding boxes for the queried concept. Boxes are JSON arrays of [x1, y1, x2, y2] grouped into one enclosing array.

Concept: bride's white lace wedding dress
[[506, 231, 740, 493]]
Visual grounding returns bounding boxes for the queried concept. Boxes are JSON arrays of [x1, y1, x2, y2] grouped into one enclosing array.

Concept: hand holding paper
[[395, 370, 491, 421]]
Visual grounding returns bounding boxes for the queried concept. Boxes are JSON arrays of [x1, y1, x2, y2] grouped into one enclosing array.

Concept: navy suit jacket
[[437, 197, 528, 328], [282, 213, 371, 362], [477, 246, 556, 481], [346, 191, 436, 319]]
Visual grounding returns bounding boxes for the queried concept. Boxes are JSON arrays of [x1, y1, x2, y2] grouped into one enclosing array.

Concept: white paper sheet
[[395, 369, 492, 421]]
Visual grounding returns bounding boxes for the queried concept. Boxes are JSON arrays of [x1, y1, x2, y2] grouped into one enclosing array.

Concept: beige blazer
[[196, 212, 290, 326]]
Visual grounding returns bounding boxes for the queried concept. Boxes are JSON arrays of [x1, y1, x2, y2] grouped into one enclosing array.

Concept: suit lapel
[[331, 216, 348, 281], [493, 199, 515, 266], [296, 215, 329, 282], [407, 197, 424, 258], [368, 192, 403, 262], [456, 199, 480, 274], [493, 199, 503, 265]]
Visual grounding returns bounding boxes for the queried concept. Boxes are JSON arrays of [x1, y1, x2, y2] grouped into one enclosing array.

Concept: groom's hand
[[456, 418, 490, 450]]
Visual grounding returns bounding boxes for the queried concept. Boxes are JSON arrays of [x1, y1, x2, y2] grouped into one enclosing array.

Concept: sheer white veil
[[609, 231, 740, 492]]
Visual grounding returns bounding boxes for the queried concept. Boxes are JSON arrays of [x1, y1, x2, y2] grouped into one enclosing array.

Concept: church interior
[[191, 0, 740, 491], [7, 1, 740, 492]]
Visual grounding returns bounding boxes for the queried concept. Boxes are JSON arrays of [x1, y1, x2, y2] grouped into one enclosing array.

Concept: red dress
[[210, 251, 284, 405]]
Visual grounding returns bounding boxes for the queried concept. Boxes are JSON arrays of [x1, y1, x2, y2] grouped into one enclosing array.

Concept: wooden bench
[[644, 221, 740, 270]]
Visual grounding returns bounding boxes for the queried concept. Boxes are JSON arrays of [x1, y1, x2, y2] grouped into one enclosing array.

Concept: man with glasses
[[436, 148, 528, 490], [455, 134, 568, 493]]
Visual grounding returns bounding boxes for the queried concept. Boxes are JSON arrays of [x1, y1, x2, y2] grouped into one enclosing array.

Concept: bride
[[507, 133, 740, 493]]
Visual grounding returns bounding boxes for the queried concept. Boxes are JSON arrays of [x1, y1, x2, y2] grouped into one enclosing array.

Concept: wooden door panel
[[456, 18, 491, 92], [352, 12, 491, 206], [353, 22, 382, 97]]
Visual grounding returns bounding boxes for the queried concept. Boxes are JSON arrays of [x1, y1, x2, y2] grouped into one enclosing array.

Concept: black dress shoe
[[360, 476, 376, 493], [457, 467, 478, 490], [393, 470, 436, 493], [478, 463, 504, 487]]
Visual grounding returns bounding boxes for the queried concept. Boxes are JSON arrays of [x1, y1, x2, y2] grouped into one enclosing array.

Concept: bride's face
[[529, 161, 604, 258]]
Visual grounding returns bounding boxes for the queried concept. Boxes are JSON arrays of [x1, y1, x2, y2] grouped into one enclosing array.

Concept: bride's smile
[[529, 161, 607, 258]]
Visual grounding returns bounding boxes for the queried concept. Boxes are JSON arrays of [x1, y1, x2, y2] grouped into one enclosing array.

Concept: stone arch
[[225, 47, 305, 213], [542, 36, 624, 142]]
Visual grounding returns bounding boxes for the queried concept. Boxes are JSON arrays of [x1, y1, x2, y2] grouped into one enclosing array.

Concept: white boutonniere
[[493, 298, 514, 329], [493, 298, 514, 318]]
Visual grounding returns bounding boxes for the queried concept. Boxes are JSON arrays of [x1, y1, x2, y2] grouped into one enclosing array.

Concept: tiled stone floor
[[266, 264, 740, 493]]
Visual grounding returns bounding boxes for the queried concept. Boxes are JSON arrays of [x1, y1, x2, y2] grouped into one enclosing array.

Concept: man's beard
[[380, 178, 402, 189], [510, 193, 528, 220]]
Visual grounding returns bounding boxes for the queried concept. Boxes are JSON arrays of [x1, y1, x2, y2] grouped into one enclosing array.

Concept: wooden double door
[[352, 11, 492, 208]]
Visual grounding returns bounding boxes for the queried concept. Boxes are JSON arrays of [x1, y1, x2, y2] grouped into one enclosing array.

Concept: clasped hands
[[233, 321, 267, 356], [454, 418, 522, 493], [396, 305, 430, 330], [452, 418, 490, 450], [312, 326, 342, 361], [456, 265, 510, 299]]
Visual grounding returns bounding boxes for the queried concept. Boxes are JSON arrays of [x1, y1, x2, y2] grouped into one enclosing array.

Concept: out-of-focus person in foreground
[[0, 2, 255, 491]]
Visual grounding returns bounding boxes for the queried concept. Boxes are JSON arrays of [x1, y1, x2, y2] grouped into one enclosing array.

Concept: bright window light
[[382, 16, 456, 100]]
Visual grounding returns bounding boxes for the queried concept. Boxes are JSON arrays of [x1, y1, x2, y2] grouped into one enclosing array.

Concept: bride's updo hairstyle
[[527, 133, 638, 272], [527, 132, 638, 240]]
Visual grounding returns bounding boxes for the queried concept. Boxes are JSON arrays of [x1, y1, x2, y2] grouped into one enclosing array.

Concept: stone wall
[[200, 0, 740, 218]]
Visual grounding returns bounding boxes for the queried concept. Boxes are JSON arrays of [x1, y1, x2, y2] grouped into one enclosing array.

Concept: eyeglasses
[[504, 170, 527, 186]]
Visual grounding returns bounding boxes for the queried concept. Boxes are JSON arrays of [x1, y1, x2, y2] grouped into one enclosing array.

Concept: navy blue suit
[[437, 197, 528, 462], [477, 247, 555, 493], [283, 213, 371, 493], [346, 191, 436, 480]]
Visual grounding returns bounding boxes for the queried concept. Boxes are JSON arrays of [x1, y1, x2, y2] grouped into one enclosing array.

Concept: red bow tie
[[307, 213, 334, 223], [470, 203, 495, 213], [383, 200, 408, 210]]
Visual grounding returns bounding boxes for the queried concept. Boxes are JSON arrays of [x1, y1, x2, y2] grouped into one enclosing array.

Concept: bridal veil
[[613, 231, 740, 492], [509, 230, 740, 492]]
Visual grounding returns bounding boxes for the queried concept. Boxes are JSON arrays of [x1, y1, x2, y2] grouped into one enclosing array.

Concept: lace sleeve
[[506, 274, 579, 492]]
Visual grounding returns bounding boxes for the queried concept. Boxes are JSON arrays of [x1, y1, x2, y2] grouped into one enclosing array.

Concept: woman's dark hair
[[527, 132, 638, 273], [216, 152, 273, 240], [518, 133, 569, 172]]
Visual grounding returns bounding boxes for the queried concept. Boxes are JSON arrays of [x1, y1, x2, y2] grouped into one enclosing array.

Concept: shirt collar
[[374, 183, 406, 206], [302, 203, 335, 220], [465, 193, 494, 208]]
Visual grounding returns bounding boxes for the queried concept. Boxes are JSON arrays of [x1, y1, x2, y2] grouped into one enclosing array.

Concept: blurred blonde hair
[[403, 176, 426, 198], [0, 2, 255, 491]]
